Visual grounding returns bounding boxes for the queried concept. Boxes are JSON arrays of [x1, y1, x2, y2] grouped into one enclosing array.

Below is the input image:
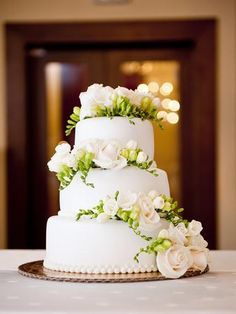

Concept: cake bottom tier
[[44, 216, 169, 274]]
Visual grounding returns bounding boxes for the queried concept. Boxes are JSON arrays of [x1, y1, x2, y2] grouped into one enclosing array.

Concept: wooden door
[[6, 21, 216, 249]]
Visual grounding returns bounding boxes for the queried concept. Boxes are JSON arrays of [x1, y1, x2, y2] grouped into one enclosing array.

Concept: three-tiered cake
[[44, 84, 208, 279]]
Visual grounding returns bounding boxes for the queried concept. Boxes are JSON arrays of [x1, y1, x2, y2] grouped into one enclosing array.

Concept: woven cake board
[[18, 260, 209, 283]]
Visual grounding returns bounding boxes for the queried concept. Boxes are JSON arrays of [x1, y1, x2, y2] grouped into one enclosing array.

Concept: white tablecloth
[[0, 250, 236, 313]]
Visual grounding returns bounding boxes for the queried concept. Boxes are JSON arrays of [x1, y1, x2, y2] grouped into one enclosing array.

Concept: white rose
[[148, 190, 159, 200], [136, 151, 148, 163], [115, 86, 133, 99], [168, 223, 188, 245], [187, 220, 203, 236], [187, 234, 208, 248], [103, 198, 119, 217], [97, 212, 110, 223], [94, 141, 127, 170], [138, 194, 160, 230], [158, 228, 169, 239], [79, 84, 114, 120], [126, 140, 138, 150], [189, 247, 209, 271], [117, 191, 138, 210], [153, 196, 165, 209], [156, 245, 193, 278]]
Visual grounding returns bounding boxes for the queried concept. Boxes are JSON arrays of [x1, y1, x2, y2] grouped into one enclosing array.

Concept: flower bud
[[163, 201, 171, 212], [85, 152, 94, 161], [129, 150, 138, 161], [153, 196, 165, 209], [120, 211, 129, 222], [136, 151, 148, 164], [120, 149, 129, 159], [141, 96, 152, 110], [73, 106, 80, 116], [162, 239, 172, 249]]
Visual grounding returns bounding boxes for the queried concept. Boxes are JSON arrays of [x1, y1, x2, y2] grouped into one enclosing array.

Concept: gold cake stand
[[18, 260, 209, 283]]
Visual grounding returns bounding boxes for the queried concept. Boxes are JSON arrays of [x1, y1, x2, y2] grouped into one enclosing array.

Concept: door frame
[[5, 20, 216, 248]]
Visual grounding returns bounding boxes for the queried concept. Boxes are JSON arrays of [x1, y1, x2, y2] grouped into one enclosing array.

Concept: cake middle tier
[[59, 167, 169, 217], [75, 117, 154, 158]]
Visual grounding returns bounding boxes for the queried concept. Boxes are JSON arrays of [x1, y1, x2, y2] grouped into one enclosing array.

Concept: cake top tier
[[75, 117, 154, 159], [65, 84, 163, 136]]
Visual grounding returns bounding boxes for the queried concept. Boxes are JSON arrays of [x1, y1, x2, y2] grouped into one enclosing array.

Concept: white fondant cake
[[45, 84, 209, 279], [44, 217, 169, 274], [75, 117, 154, 158], [59, 167, 169, 217]]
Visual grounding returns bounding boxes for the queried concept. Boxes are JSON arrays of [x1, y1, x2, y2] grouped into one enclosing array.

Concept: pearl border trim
[[43, 259, 157, 274]]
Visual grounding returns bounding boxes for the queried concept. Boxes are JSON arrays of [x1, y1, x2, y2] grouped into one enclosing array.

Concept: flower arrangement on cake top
[[65, 84, 163, 136], [76, 190, 209, 279], [48, 140, 158, 190]]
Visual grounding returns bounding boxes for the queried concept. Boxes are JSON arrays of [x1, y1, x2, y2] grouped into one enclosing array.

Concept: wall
[[0, 0, 235, 249]]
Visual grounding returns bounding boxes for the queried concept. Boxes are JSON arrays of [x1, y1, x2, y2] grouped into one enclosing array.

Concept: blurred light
[[157, 110, 167, 120], [168, 100, 180, 112], [141, 62, 153, 74], [137, 83, 149, 93], [120, 61, 141, 75], [148, 81, 159, 93], [161, 98, 171, 109], [167, 112, 179, 124], [160, 82, 173, 96]]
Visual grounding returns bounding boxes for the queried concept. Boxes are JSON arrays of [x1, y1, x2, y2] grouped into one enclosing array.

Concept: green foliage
[[56, 165, 77, 190], [94, 97, 163, 129], [57, 151, 95, 191], [76, 152, 95, 188], [65, 107, 80, 136], [156, 195, 188, 226], [65, 97, 163, 136], [134, 238, 172, 263]]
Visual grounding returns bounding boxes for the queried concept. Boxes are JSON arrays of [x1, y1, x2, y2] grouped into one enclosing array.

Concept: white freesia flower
[[187, 220, 203, 236], [55, 142, 71, 155], [156, 244, 193, 278], [117, 191, 138, 210], [152, 97, 160, 107], [126, 140, 138, 150], [77, 139, 102, 157], [115, 86, 134, 100], [93, 141, 127, 170], [79, 84, 114, 120], [187, 234, 208, 248], [189, 246, 209, 271], [168, 223, 188, 245], [138, 194, 160, 230], [136, 151, 148, 163], [97, 212, 110, 223], [103, 198, 119, 217], [153, 196, 165, 209], [47, 142, 76, 173], [148, 190, 159, 200]]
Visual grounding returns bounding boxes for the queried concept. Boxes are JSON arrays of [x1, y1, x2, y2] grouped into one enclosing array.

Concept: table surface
[[0, 250, 236, 314]]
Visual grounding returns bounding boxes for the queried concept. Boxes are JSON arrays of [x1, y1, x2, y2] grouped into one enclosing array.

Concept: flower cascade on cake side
[[76, 190, 209, 279], [48, 140, 158, 190], [65, 84, 162, 136]]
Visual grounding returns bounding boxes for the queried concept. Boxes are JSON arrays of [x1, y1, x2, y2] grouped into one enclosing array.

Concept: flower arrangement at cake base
[[75, 191, 209, 279]]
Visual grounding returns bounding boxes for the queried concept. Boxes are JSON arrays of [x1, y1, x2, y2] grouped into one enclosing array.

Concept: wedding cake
[[44, 84, 209, 279]]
